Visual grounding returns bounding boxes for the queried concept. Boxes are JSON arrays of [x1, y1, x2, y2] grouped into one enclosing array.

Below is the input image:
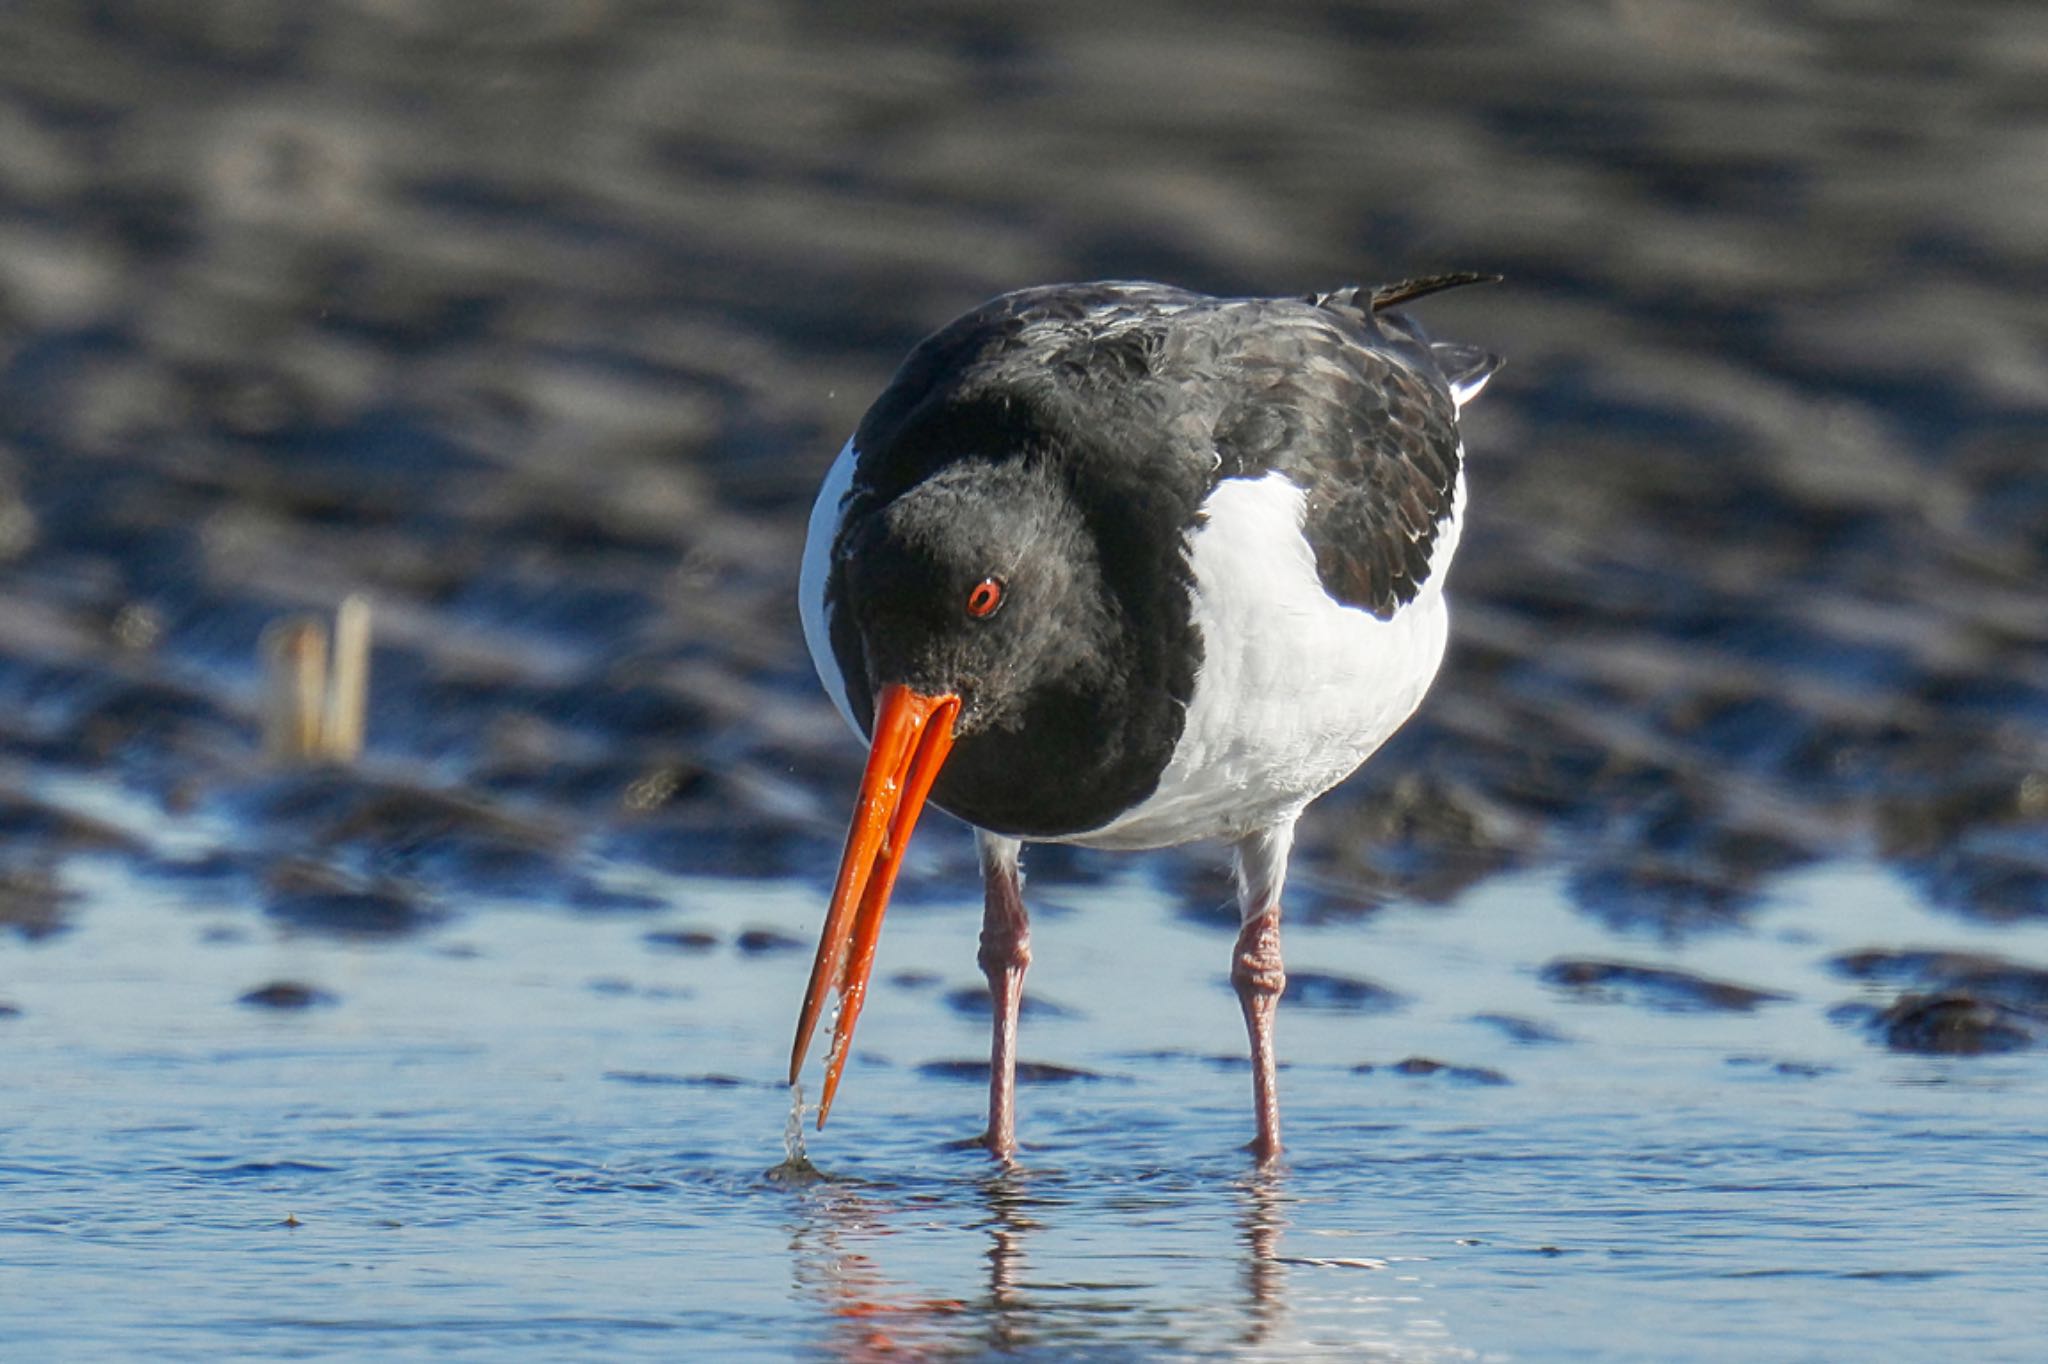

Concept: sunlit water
[[0, 3, 2040, 1357], [5, 842, 2045, 1361]]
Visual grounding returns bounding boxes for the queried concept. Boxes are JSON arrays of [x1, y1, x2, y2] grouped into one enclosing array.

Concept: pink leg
[[1233, 909, 1286, 1163], [1233, 825, 1294, 1164], [977, 834, 1030, 1161]]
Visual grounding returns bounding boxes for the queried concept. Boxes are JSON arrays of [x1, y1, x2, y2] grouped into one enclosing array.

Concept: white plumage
[[1070, 464, 1463, 851], [799, 436, 858, 733]]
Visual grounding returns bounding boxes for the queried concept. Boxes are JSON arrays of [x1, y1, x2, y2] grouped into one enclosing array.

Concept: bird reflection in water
[[783, 1170, 1047, 1360], [1237, 1171, 1293, 1347], [784, 1178, 969, 1363], [785, 1166, 1317, 1358], [975, 1170, 1040, 1353]]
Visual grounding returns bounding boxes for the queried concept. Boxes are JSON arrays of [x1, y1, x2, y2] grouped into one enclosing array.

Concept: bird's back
[[811, 278, 1498, 845], [853, 279, 1494, 621]]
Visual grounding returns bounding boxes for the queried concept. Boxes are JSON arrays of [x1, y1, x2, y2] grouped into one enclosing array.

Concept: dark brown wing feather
[[1205, 294, 1472, 618]]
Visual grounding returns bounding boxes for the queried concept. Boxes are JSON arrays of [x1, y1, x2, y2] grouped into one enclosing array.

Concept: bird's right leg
[[976, 831, 1030, 1161], [1233, 823, 1294, 1165]]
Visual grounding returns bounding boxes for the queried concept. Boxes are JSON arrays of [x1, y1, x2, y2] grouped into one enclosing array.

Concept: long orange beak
[[790, 683, 960, 1127]]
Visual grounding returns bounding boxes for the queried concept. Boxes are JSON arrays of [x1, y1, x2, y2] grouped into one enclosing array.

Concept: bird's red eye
[[965, 577, 1004, 619]]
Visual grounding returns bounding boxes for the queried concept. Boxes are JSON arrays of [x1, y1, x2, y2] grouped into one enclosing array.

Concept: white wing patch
[[799, 437, 860, 735], [1070, 465, 1464, 851]]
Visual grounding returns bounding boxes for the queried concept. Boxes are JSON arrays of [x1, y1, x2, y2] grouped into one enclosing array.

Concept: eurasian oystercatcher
[[791, 275, 1500, 1162]]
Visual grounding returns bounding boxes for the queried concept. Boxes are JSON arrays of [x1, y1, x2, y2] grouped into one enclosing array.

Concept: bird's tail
[[1310, 271, 1503, 315], [1367, 271, 1503, 311], [1314, 272, 1504, 407]]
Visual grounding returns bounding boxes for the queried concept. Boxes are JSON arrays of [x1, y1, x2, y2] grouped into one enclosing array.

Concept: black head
[[820, 283, 1214, 837], [839, 457, 1114, 740]]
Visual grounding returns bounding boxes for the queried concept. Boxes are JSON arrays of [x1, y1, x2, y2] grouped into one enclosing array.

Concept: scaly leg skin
[[976, 832, 1030, 1161], [1233, 910, 1286, 1164], [1233, 824, 1295, 1165]]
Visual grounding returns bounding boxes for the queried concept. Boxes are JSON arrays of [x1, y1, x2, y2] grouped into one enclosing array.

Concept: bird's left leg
[[976, 831, 1030, 1161], [1232, 822, 1294, 1164]]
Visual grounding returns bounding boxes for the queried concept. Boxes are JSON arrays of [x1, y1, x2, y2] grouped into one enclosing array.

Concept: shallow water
[[8, 844, 2047, 1361], [2, 1, 2045, 1357]]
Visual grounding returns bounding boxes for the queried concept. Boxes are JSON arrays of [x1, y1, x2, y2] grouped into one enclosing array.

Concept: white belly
[[1064, 467, 1463, 851]]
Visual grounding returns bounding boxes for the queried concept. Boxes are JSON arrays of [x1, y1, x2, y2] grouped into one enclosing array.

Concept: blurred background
[[2, 0, 2039, 940], [3, 4, 2047, 1358]]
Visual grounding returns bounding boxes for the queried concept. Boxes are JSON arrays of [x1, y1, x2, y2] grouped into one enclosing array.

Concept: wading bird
[[792, 275, 1499, 1162]]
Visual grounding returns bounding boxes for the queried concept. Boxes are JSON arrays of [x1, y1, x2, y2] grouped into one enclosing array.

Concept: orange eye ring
[[965, 577, 1005, 619]]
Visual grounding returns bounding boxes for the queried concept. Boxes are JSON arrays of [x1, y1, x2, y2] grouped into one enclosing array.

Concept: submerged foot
[[945, 1129, 1021, 1162]]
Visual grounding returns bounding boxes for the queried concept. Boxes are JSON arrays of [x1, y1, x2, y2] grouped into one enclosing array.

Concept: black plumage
[[821, 276, 1497, 837], [795, 274, 1501, 1160]]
